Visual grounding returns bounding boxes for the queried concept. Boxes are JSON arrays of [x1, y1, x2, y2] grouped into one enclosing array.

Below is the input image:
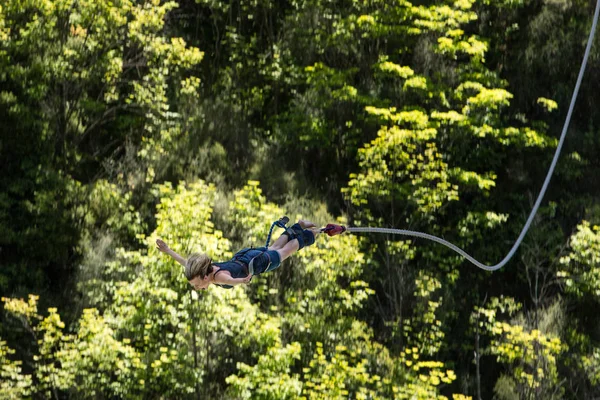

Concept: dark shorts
[[236, 247, 281, 275]]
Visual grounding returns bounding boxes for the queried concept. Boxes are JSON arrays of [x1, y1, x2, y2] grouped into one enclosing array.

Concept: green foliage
[[58, 308, 144, 398], [559, 221, 600, 300], [1, 0, 202, 171], [0, 0, 204, 306], [289, 227, 373, 333], [0, 339, 33, 400], [340, 0, 554, 234], [489, 323, 562, 391], [581, 347, 600, 386], [536, 97, 558, 113], [473, 297, 565, 398], [85, 179, 145, 240], [230, 180, 286, 246], [152, 180, 232, 261], [395, 356, 459, 400], [2, 295, 146, 398], [344, 124, 460, 217], [226, 342, 303, 400], [403, 272, 445, 356], [458, 211, 509, 243], [301, 342, 386, 400], [2, 0, 600, 399]]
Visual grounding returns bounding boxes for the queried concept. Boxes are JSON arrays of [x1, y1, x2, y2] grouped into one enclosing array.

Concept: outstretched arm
[[156, 239, 187, 267], [213, 272, 252, 287]]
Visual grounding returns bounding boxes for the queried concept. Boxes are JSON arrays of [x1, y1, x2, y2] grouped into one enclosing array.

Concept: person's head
[[185, 253, 213, 290]]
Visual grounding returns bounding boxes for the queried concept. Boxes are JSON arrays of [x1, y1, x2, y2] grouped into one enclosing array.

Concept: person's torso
[[212, 247, 267, 289], [231, 247, 267, 264]]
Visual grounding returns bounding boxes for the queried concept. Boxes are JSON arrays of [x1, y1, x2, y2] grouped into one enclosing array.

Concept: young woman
[[157, 219, 321, 290]]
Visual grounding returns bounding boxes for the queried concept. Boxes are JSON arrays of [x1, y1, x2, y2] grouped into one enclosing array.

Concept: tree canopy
[[2, 0, 600, 399]]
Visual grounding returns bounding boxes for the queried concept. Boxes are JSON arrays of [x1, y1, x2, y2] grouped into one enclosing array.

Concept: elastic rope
[[348, 0, 600, 272], [265, 221, 278, 248]]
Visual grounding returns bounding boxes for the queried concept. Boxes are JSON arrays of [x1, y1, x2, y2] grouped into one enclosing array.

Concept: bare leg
[[268, 219, 317, 251], [275, 227, 320, 261], [268, 234, 289, 251], [276, 239, 300, 261]]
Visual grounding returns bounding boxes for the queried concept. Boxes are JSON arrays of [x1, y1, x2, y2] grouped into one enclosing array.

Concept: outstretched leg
[[269, 219, 316, 251], [269, 233, 290, 251], [275, 226, 320, 262]]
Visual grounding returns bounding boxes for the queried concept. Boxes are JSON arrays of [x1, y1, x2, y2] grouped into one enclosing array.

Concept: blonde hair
[[185, 253, 213, 280]]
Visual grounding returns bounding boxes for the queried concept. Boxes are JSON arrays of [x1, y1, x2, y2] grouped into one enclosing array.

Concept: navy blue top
[[213, 260, 248, 289], [211, 247, 271, 289]]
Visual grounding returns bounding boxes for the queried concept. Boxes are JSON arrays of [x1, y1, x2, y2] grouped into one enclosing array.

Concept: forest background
[[1, 0, 600, 399]]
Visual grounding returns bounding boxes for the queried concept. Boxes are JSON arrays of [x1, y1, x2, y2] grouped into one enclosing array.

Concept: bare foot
[[298, 219, 316, 229]]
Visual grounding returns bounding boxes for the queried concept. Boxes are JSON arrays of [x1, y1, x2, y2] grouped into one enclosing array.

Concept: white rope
[[347, 0, 600, 272]]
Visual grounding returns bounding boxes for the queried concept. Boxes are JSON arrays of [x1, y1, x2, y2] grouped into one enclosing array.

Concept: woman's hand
[[156, 239, 171, 253], [242, 274, 253, 284]]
